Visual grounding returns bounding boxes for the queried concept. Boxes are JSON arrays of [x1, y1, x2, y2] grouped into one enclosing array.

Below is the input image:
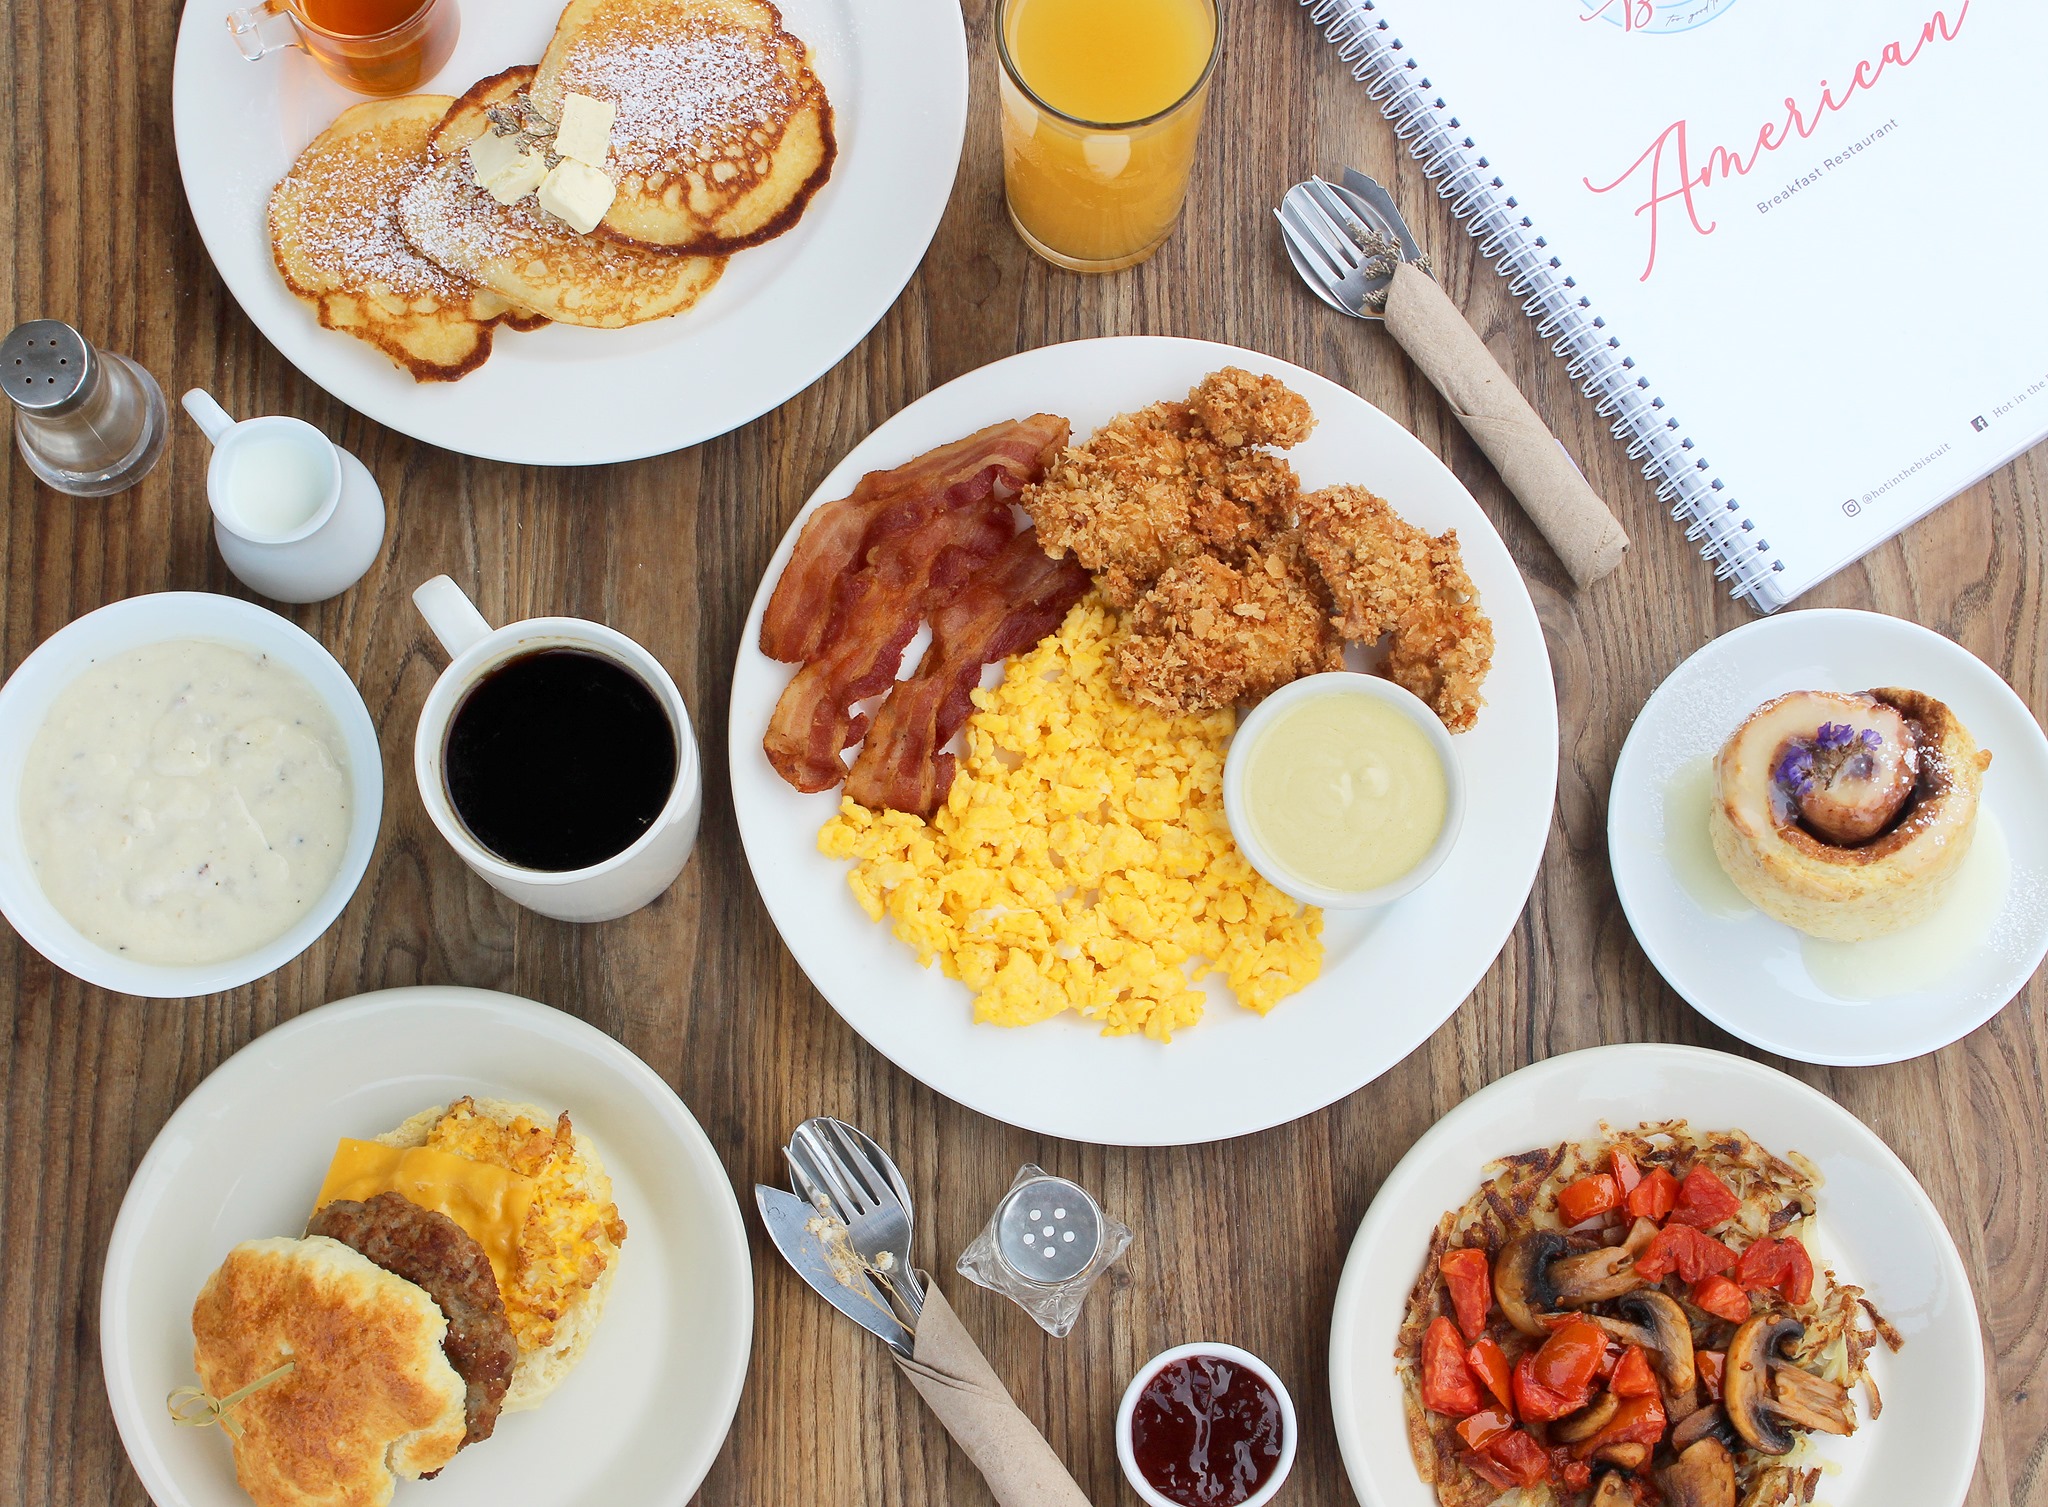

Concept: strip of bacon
[[763, 494, 1014, 791], [844, 532, 1091, 819], [759, 414, 1071, 663]]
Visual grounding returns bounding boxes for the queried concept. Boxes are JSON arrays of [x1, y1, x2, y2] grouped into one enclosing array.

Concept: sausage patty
[[307, 1191, 519, 1448]]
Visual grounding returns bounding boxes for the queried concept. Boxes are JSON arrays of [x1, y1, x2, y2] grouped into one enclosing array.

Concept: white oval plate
[[100, 986, 753, 1507], [728, 337, 1558, 1145], [170, 0, 966, 464], [1609, 608, 2048, 1064], [0, 592, 382, 999], [1330, 1044, 1985, 1507]]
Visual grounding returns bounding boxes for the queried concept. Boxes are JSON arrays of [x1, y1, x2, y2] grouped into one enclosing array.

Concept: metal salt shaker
[[3, 320, 169, 497]]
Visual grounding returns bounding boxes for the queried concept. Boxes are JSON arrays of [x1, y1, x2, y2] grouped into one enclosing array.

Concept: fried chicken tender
[[1024, 384, 1302, 607], [1297, 484, 1494, 731], [1187, 367, 1317, 450], [1113, 539, 1342, 714]]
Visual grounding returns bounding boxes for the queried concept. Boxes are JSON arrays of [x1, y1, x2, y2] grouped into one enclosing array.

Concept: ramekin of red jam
[[1115, 1343, 1296, 1507]]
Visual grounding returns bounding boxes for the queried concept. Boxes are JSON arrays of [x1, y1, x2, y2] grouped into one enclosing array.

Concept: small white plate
[[1329, 1044, 1985, 1507], [169, 0, 966, 463], [729, 336, 1558, 1146], [1608, 608, 2048, 1064], [100, 986, 753, 1507]]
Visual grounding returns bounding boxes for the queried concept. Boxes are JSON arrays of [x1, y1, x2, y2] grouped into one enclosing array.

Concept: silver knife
[[755, 1185, 916, 1358]]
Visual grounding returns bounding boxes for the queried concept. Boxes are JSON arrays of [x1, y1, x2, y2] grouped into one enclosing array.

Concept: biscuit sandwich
[[184, 1098, 626, 1507]]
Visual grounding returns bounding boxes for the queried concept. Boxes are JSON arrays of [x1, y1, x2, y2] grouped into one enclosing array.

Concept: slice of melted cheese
[[313, 1139, 536, 1289]]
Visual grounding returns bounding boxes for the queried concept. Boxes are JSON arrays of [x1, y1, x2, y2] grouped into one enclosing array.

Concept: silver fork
[[786, 1117, 926, 1321], [1274, 170, 1629, 588], [1277, 175, 1413, 317]]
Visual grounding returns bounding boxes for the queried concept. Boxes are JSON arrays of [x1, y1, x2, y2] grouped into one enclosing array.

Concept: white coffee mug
[[412, 575, 701, 922]]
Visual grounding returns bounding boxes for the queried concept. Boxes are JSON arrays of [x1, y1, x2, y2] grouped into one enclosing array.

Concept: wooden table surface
[[4, 1, 2043, 1504]]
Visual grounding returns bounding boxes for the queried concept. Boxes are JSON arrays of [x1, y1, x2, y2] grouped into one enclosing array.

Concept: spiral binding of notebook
[[1304, 0, 1786, 607]]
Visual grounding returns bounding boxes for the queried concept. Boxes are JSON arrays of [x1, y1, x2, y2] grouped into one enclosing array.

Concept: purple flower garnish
[[1773, 745, 1815, 799], [1858, 727, 1884, 749], [1814, 721, 1856, 751]]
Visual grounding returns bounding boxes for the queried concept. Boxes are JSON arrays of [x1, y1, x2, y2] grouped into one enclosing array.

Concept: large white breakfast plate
[[1609, 608, 2048, 1064], [170, 0, 966, 463], [101, 987, 753, 1507], [730, 337, 1559, 1145], [1330, 1044, 1985, 1507]]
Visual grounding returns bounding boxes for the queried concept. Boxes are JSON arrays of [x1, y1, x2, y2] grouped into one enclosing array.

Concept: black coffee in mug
[[445, 648, 678, 872]]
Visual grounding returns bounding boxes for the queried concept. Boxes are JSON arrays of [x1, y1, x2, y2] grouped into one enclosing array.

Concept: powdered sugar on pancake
[[555, 23, 806, 178], [278, 125, 480, 303]]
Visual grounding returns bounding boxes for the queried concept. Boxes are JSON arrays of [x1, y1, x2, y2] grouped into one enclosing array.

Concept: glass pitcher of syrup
[[226, 0, 459, 96]]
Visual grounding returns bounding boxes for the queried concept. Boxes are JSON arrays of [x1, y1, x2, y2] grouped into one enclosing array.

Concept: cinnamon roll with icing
[[1708, 687, 1991, 941]]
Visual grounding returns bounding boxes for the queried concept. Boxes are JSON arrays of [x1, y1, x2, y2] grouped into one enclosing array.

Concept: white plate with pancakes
[[1608, 608, 2048, 1065], [728, 337, 1560, 1146], [1329, 1044, 1985, 1507], [100, 986, 753, 1507], [170, 0, 966, 463]]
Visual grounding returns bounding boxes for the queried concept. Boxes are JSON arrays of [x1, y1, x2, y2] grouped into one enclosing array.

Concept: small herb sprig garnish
[[482, 96, 565, 170]]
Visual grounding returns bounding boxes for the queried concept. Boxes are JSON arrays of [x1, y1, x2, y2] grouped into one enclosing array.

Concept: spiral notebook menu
[[1314, 0, 2048, 609]]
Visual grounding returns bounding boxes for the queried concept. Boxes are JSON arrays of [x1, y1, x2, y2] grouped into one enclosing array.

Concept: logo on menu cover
[[1578, 0, 1741, 34], [1579, 1, 1970, 280]]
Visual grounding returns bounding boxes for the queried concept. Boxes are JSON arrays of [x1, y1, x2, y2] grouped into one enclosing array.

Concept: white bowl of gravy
[[0, 592, 382, 997], [1223, 672, 1466, 911]]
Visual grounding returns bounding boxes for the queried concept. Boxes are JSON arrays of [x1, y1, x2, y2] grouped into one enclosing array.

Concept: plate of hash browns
[[728, 338, 1557, 1145], [1330, 1045, 1984, 1507]]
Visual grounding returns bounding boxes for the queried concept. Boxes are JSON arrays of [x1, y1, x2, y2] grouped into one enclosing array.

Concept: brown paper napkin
[[1383, 260, 1629, 588], [891, 1282, 1095, 1507]]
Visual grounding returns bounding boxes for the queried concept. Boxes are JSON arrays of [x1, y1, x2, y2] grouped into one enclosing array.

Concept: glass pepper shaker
[[2, 319, 169, 497]]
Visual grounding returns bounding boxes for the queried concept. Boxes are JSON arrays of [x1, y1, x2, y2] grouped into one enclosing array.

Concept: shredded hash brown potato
[[820, 597, 1323, 1040], [1397, 1121, 1899, 1507]]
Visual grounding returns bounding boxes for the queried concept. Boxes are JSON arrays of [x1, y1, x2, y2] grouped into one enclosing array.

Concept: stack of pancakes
[[268, 0, 835, 381]]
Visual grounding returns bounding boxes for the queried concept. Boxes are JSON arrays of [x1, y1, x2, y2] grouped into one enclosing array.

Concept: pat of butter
[[537, 159, 616, 234], [553, 91, 616, 168], [484, 149, 547, 205], [467, 128, 527, 188]]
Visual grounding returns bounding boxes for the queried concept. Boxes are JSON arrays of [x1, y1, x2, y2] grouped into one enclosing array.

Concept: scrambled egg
[[820, 598, 1323, 1042], [421, 1098, 626, 1353]]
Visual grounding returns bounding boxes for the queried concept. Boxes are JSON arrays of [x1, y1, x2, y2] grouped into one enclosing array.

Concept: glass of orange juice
[[997, 0, 1220, 273]]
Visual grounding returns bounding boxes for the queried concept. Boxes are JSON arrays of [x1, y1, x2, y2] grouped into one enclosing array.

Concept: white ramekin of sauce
[[0, 592, 382, 997], [1116, 1342, 1297, 1507], [1223, 672, 1465, 910]]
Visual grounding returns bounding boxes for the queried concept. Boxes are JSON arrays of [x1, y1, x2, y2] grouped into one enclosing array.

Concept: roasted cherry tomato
[[1689, 1272, 1755, 1323], [1610, 1147, 1643, 1196], [1633, 1223, 1740, 1284], [1572, 1392, 1668, 1457], [1512, 1349, 1580, 1422], [1735, 1235, 1816, 1305], [1558, 1173, 1622, 1226], [1550, 1452, 1595, 1493], [1484, 1428, 1553, 1488], [1441, 1247, 1494, 1343], [1456, 1405, 1517, 1452], [1609, 1344, 1659, 1397], [1466, 1336, 1516, 1412], [1462, 1449, 1518, 1491], [1667, 1165, 1743, 1229], [1625, 1165, 1679, 1222], [1698, 1349, 1727, 1401], [1422, 1315, 1483, 1415], [1531, 1318, 1606, 1401]]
